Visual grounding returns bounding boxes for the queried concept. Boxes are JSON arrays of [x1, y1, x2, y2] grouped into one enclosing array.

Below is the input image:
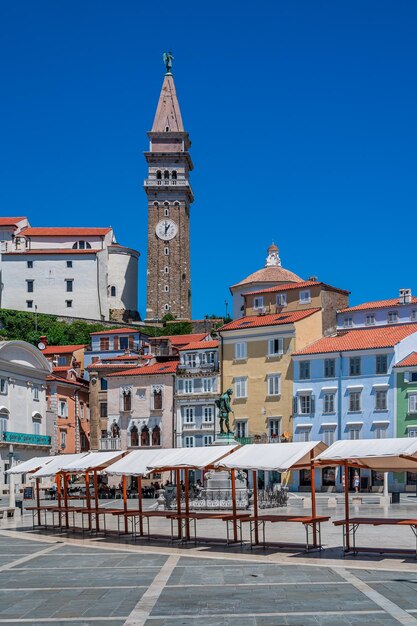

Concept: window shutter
[[278, 338, 284, 355], [404, 372, 410, 383], [293, 396, 298, 414], [311, 395, 315, 414], [177, 379, 183, 392], [268, 339, 273, 355], [129, 336, 134, 349], [113, 336, 119, 350]]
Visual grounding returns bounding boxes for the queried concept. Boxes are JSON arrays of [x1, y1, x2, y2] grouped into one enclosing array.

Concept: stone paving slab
[[347, 567, 417, 582], [0, 588, 143, 619], [168, 563, 343, 585], [367, 581, 417, 611], [0, 566, 158, 588], [151, 583, 379, 616], [14, 552, 168, 569], [145, 615, 399, 626]]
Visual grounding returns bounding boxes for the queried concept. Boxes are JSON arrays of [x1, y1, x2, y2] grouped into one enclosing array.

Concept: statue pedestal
[[212, 432, 237, 446]]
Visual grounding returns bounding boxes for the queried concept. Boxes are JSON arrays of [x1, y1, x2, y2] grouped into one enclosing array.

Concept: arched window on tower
[[152, 425, 161, 446], [156, 171, 162, 180], [171, 170, 177, 184], [164, 170, 169, 180], [130, 424, 139, 447], [141, 425, 150, 447]]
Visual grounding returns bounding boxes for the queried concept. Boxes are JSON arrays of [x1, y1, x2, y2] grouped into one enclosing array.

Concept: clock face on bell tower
[[144, 68, 194, 321]]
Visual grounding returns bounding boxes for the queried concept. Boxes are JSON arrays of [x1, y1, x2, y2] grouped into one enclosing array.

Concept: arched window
[[164, 170, 170, 180], [141, 425, 150, 446], [0, 408, 9, 437], [72, 241, 92, 250], [130, 424, 139, 447], [171, 170, 177, 180], [156, 171, 162, 180], [111, 422, 120, 438], [110, 286, 116, 297], [164, 208, 169, 217], [123, 390, 132, 412], [32, 412, 42, 436], [164, 304, 170, 311], [164, 247, 169, 256], [152, 425, 161, 446], [164, 285, 169, 293]]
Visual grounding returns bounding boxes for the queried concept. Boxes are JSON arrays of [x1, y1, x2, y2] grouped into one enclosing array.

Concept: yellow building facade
[[219, 309, 323, 442]]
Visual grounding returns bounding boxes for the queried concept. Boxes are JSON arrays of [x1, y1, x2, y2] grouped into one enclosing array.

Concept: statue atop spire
[[163, 51, 174, 75]]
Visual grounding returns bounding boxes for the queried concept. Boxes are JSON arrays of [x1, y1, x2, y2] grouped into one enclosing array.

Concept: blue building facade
[[84, 327, 149, 377], [292, 325, 417, 491], [337, 290, 417, 330]]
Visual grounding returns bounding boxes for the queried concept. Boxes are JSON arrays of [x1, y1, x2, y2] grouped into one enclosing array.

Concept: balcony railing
[[177, 364, 219, 374], [99, 437, 121, 451]]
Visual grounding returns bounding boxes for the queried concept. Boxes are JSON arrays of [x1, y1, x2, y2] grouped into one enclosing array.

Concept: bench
[[333, 517, 417, 557], [0, 507, 15, 519], [238, 514, 331, 551]]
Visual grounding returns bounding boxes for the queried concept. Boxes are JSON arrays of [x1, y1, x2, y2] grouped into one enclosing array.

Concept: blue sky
[[1, 1, 416, 319]]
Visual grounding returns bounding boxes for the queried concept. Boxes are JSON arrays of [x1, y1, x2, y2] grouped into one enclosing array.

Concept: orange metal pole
[[63, 472, 69, 528], [184, 469, 190, 541], [252, 470, 259, 545], [122, 475, 128, 534], [344, 461, 350, 551], [35, 478, 41, 526], [138, 475, 143, 536], [85, 470, 92, 531], [57, 472, 62, 527], [230, 469, 238, 543], [176, 469, 181, 539], [310, 450, 318, 547], [93, 470, 100, 532]]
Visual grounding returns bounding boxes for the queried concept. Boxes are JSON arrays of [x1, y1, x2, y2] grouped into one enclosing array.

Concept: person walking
[[353, 471, 360, 493]]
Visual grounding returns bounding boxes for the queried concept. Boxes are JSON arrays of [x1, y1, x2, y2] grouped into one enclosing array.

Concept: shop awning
[[314, 437, 417, 470], [215, 441, 326, 472], [104, 449, 170, 477], [146, 444, 240, 472]]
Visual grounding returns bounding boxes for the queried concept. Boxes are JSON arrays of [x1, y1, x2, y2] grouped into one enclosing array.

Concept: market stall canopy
[[104, 449, 169, 477], [6, 456, 53, 475], [146, 444, 240, 472], [56, 450, 126, 473], [31, 453, 88, 478], [215, 441, 327, 472], [314, 438, 417, 471]]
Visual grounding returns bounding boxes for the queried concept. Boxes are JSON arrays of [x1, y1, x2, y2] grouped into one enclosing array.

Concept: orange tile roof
[[89, 327, 138, 336], [244, 280, 349, 297], [294, 323, 417, 355], [108, 361, 179, 377], [47, 373, 86, 387], [395, 352, 417, 368], [3, 248, 98, 255], [42, 344, 86, 355], [157, 333, 208, 345], [339, 297, 417, 313], [21, 227, 111, 237], [0, 217, 26, 227], [179, 340, 219, 351], [220, 309, 321, 332], [101, 354, 143, 361]]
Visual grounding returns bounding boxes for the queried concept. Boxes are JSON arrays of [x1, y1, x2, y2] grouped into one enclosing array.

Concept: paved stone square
[[2, 525, 417, 626]]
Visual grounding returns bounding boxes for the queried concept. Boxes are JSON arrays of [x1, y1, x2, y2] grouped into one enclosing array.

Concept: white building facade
[[0, 341, 52, 493], [0, 221, 139, 322]]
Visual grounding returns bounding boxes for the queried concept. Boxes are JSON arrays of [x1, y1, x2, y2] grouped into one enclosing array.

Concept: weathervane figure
[[163, 51, 174, 75]]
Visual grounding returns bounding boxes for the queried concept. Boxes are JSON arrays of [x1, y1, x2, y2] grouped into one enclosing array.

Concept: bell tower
[[144, 55, 193, 321]]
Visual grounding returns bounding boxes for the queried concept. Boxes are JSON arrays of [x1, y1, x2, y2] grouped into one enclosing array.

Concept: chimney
[[399, 288, 412, 305], [39, 335, 48, 347]]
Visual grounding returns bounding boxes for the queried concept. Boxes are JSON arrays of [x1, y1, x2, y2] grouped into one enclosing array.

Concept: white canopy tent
[[314, 437, 417, 471], [104, 449, 171, 477], [215, 441, 326, 472], [6, 456, 54, 476], [31, 453, 88, 478], [57, 450, 125, 473], [145, 445, 240, 472]]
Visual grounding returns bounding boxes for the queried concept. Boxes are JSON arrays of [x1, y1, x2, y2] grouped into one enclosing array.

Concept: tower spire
[[151, 73, 184, 133]]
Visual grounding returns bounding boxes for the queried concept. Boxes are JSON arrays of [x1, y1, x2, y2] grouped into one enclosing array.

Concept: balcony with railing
[[99, 437, 122, 451], [177, 363, 219, 374]]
